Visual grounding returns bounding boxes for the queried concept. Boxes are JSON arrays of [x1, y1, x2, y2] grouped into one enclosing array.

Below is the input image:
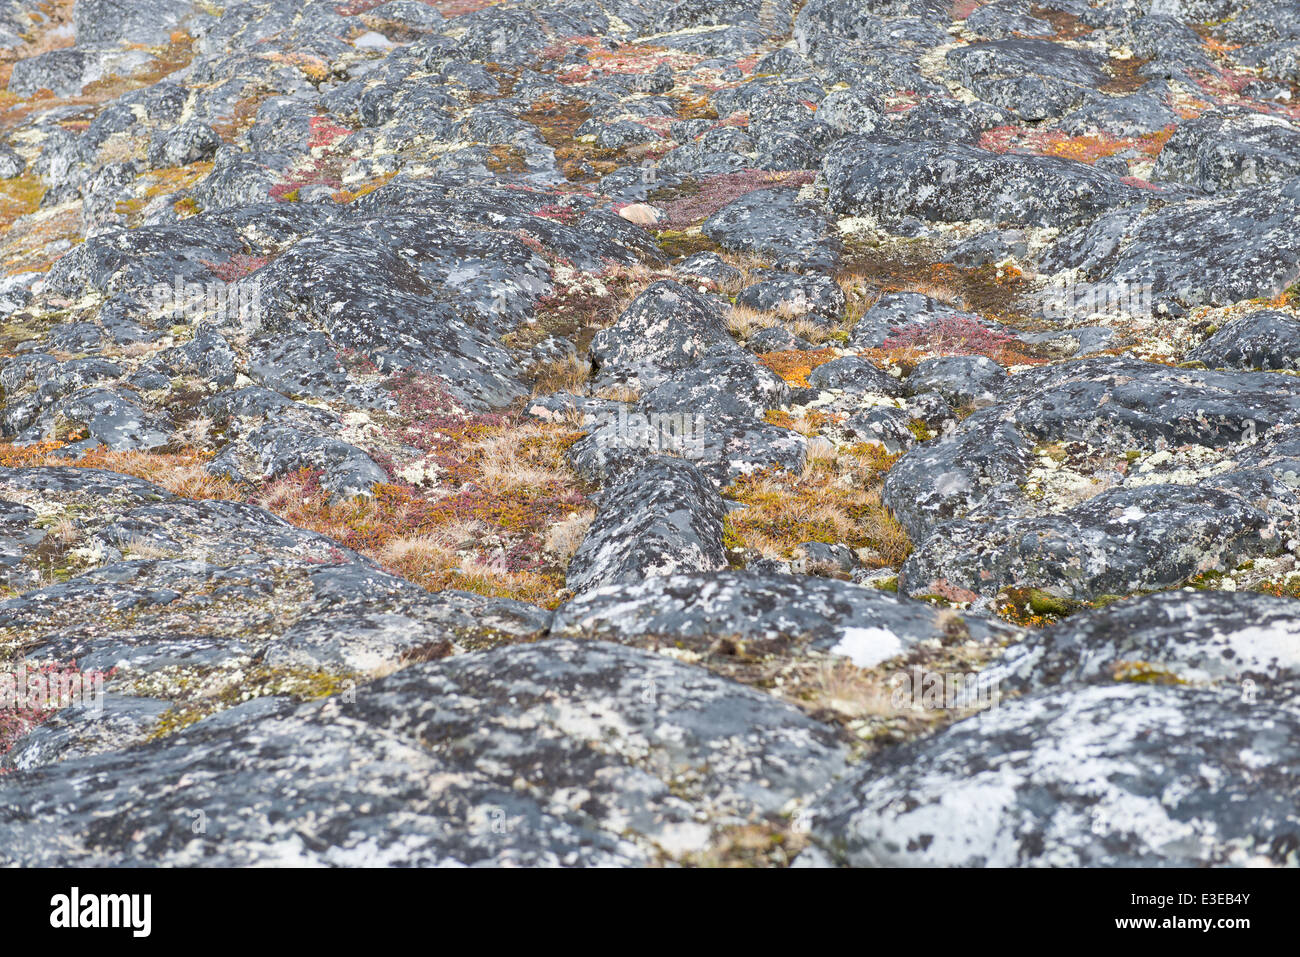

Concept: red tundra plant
[[308, 114, 352, 151], [203, 253, 272, 282], [657, 168, 816, 229], [0, 662, 113, 763], [532, 202, 578, 224], [881, 315, 1018, 357]]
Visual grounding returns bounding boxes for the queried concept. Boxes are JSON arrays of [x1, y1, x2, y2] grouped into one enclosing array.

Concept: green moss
[[906, 419, 934, 442], [143, 664, 361, 741], [873, 576, 899, 593], [1111, 660, 1186, 685], [998, 587, 1079, 625], [653, 228, 718, 258]]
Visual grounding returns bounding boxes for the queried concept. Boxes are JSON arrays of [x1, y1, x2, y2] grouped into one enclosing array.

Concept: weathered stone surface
[[566, 458, 727, 594], [985, 590, 1300, 706], [553, 570, 1019, 667], [0, 640, 850, 866], [702, 187, 842, 271], [803, 684, 1300, 867], [901, 480, 1295, 602], [589, 280, 733, 391], [736, 270, 845, 320], [1151, 109, 1300, 194], [2, 0, 1299, 871], [824, 136, 1145, 229], [1189, 309, 1300, 371], [906, 355, 1008, 407], [885, 356, 1300, 543], [1044, 176, 1300, 308]]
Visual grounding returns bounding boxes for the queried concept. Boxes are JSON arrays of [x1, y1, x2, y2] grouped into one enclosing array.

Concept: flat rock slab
[[0, 640, 850, 866], [803, 683, 1300, 867], [824, 135, 1145, 229], [552, 570, 1020, 668], [984, 590, 1300, 707]]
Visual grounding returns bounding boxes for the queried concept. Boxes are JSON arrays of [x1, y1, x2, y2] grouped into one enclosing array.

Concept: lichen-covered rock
[[553, 570, 1019, 667], [736, 270, 845, 320], [1151, 109, 1300, 194], [945, 38, 1105, 120], [984, 590, 1300, 707], [1045, 175, 1300, 308], [824, 136, 1144, 229], [1189, 309, 1300, 371], [806, 355, 898, 396], [566, 458, 727, 594], [3, 0, 1300, 871], [906, 355, 1007, 407], [885, 356, 1300, 542], [589, 280, 733, 391], [702, 187, 842, 271], [803, 684, 1300, 867], [0, 640, 850, 866], [901, 480, 1296, 602]]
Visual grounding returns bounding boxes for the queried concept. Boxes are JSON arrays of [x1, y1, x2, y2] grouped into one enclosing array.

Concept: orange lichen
[[757, 348, 839, 388]]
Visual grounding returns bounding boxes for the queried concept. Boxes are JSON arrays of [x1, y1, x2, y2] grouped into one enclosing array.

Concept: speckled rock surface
[[0, 640, 851, 865], [802, 684, 1300, 867], [1, 0, 1299, 869]]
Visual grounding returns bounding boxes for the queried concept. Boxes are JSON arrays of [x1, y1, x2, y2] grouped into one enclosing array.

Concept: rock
[[570, 409, 806, 489], [589, 281, 733, 391], [552, 570, 1019, 667], [676, 251, 742, 288], [965, 0, 1052, 39], [1045, 175, 1300, 309], [804, 683, 1300, 866], [75, 0, 199, 46], [616, 202, 660, 226], [209, 424, 389, 499], [148, 121, 221, 169], [566, 458, 727, 595], [826, 135, 1144, 230], [906, 355, 1008, 407], [901, 480, 1296, 602], [702, 187, 843, 272], [736, 271, 846, 320], [1059, 91, 1179, 138], [985, 590, 1300, 706], [806, 356, 898, 395], [849, 292, 1011, 349], [844, 406, 915, 453], [886, 355, 1300, 536], [0, 640, 850, 865], [0, 143, 24, 179], [886, 356, 1300, 599], [1188, 309, 1300, 370], [2, 0, 1299, 870], [945, 38, 1105, 120], [1151, 109, 1300, 194], [640, 347, 791, 421]]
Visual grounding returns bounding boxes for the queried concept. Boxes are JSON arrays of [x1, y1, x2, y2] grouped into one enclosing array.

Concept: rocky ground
[[0, 0, 1298, 867]]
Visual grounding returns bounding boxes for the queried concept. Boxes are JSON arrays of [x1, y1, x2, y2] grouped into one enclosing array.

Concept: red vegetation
[[656, 168, 816, 229], [203, 253, 272, 281], [880, 316, 1019, 357], [1, 662, 114, 763]]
